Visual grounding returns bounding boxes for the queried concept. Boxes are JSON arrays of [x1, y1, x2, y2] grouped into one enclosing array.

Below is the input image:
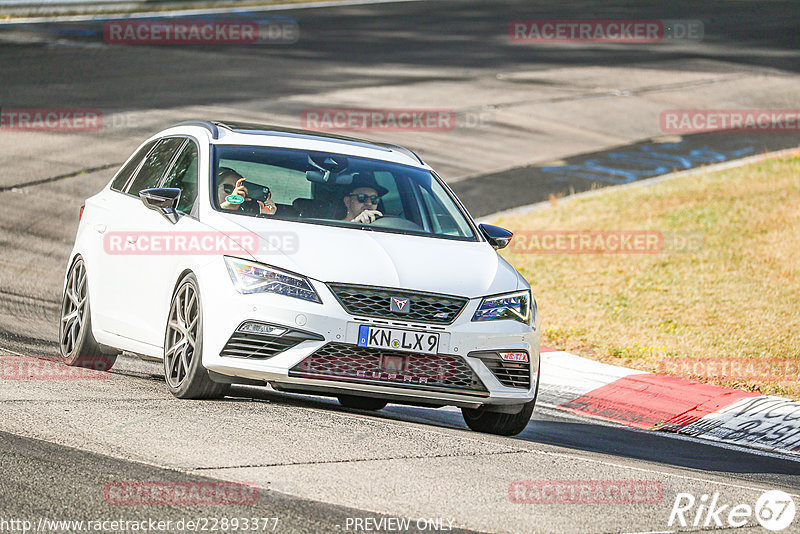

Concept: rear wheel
[[461, 399, 535, 436], [337, 394, 388, 411], [59, 257, 116, 371], [164, 274, 230, 399]]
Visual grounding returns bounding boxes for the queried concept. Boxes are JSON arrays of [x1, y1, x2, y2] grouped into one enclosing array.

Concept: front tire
[[59, 257, 116, 371], [164, 273, 230, 400], [462, 357, 540, 436], [461, 399, 535, 436]]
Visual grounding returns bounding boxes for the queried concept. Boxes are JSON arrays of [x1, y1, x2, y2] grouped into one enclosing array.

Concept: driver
[[217, 167, 276, 215], [342, 174, 388, 224]]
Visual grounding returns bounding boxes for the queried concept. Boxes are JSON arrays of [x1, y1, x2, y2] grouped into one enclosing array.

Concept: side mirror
[[479, 223, 513, 250], [139, 188, 181, 224]]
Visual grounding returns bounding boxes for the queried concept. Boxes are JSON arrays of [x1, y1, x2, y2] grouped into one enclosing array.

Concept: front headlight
[[224, 257, 321, 303], [472, 290, 531, 324]]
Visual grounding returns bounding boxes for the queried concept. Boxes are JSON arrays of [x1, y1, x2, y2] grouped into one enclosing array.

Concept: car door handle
[[94, 224, 107, 234]]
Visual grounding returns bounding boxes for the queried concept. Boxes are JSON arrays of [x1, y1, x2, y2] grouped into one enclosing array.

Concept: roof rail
[[214, 121, 377, 144], [170, 120, 424, 164], [169, 120, 220, 139], [211, 121, 396, 153], [375, 142, 424, 164]]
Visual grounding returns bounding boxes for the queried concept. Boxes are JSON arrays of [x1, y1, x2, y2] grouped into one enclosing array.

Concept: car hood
[[222, 217, 523, 298]]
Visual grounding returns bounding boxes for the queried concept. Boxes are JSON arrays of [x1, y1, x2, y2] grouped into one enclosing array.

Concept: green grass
[[495, 154, 800, 398]]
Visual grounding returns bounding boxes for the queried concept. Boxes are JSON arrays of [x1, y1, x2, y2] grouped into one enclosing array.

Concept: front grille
[[484, 359, 531, 389], [290, 342, 487, 393], [328, 284, 468, 324], [220, 332, 301, 359]]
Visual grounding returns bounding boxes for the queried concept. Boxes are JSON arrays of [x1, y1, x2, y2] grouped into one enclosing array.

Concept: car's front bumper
[[199, 261, 540, 409]]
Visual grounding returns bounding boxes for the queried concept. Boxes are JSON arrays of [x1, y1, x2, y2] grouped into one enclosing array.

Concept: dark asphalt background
[[2, 0, 800, 111], [0, 430, 478, 534]]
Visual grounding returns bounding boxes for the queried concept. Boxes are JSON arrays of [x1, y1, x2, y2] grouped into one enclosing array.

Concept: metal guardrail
[[0, 0, 341, 16], [0, 0, 144, 4], [0, 0, 200, 15], [0, 0, 333, 17], [0, 1, 143, 16], [0, 0, 139, 5]]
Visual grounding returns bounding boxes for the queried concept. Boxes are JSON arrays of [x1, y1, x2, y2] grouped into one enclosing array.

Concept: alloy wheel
[[59, 259, 88, 357], [165, 282, 199, 388]]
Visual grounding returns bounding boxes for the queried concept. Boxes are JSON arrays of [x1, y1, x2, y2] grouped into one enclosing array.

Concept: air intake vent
[[483, 359, 531, 389], [220, 332, 300, 359], [290, 342, 487, 394], [220, 322, 323, 359]]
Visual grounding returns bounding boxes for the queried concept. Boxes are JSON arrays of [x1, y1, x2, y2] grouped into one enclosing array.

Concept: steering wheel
[[370, 215, 423, 231]]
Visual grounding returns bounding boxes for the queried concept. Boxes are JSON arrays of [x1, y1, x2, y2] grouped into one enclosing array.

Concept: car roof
[[164, 120, 427, 168]]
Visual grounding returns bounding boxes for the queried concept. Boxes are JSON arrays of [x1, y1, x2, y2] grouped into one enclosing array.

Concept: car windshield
[[212, 145, 477, 241]]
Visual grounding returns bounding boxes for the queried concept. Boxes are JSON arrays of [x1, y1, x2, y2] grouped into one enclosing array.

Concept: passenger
[[217, 167, 276, 215]]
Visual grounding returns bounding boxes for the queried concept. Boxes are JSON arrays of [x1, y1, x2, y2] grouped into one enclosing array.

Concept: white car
[[60, 121, 540, 436]]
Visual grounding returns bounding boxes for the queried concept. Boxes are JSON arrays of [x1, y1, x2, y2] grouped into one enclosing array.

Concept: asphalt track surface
[[0, 430, 473, 534], [1, 1, 800, 533]]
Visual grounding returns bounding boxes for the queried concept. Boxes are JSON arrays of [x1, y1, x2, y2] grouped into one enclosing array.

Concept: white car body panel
[[223, 214, 521, 297]]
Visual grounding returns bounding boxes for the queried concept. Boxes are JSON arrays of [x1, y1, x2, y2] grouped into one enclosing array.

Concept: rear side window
[[110, 140, 157, 192], [163, 141, 199, 214], [126, 137, 185, 195]]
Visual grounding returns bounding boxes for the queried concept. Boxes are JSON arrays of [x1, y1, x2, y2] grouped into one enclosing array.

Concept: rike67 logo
[[669, 490, 796, 531]]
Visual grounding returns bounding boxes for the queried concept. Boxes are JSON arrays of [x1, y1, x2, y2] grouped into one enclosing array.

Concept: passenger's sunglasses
[[348, 194, 380, 204], [220, 184, 235, 194]]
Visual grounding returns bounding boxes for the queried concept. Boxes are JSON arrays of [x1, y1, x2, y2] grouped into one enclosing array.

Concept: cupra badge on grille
[[390, 297, 410, 313]]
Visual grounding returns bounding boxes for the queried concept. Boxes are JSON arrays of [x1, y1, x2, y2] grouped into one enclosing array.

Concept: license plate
[[357, 325, 440, 355]]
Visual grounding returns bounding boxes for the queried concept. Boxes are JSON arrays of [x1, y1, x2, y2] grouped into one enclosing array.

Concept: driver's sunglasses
[[348, 193, 380, 204], [220, 184, 235, 194]]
